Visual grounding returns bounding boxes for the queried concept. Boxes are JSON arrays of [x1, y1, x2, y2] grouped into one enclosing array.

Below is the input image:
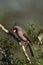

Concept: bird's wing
[[23, 33, 34, 45]]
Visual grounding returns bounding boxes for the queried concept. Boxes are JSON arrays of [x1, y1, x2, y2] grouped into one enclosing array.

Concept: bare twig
[[19, 42, 31, 64], [0, 24, 9, 33]]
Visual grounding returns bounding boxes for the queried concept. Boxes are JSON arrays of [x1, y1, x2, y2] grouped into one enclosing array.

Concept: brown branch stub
[[0, 24, 9, 33]]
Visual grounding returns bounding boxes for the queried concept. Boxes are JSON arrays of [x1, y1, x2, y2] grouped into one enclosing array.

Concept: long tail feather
[[27, 42, 34, 57]]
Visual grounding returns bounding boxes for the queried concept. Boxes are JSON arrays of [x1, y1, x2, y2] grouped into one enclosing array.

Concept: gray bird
[[13, 25, 34, 57]]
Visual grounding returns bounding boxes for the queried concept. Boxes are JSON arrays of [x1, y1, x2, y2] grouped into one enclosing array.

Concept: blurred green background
[[0, 0, 43, 26], [0, 0, 43, 65], [0, 0, 43, 37]]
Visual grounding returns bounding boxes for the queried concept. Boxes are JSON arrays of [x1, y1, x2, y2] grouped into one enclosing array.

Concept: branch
[[19, 42, 31, 64], [0, 24, 20, 42], [0, 24, 9, 33], [0, 24, 31, 64]]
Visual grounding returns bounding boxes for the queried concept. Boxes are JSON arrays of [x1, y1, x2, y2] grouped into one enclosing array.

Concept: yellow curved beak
[[13, 29, 16, 32]]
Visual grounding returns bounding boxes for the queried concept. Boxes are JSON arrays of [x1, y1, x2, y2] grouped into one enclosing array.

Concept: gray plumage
[[13, 25, 34, 57]]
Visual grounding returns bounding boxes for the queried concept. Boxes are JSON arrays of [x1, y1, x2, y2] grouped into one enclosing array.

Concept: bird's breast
[[17, 31, 27, 41]]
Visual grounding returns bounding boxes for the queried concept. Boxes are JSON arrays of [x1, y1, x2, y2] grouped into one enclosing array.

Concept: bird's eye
[[13, 29, 16, 32]]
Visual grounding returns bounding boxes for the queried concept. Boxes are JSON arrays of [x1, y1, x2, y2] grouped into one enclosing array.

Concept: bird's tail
[[23, 34, 34, 56], [27, 42, 34, 57]]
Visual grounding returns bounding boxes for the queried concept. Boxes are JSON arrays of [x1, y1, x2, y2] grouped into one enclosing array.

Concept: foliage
[[0, 38, 33, 65], [0, 24, 43, 65]]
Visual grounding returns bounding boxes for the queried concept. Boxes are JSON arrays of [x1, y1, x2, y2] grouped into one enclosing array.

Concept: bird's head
[[13, 28, 17, 33]]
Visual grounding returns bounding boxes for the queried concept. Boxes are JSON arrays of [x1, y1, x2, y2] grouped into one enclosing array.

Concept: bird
[[13, 25, 34, 57], [0, 24, 34, 64]]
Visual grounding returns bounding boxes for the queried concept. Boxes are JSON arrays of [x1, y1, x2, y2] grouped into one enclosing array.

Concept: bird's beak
[[13, 29, 16, 32]]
